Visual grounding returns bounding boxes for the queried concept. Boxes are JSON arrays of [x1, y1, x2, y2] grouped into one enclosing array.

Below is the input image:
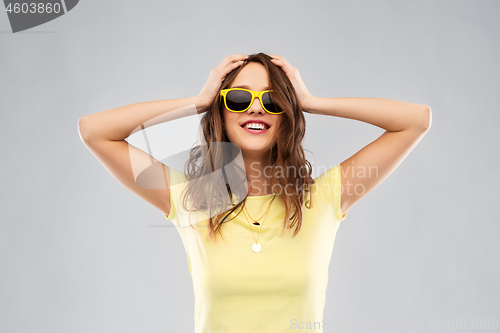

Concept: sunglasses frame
[[220, 88, 285, 114]]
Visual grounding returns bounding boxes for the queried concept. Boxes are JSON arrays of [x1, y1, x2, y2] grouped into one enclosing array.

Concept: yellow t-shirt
[[164, 164, 348, 333]]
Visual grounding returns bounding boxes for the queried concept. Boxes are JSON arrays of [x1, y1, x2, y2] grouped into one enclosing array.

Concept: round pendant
[[253, 222, 260, 226], [252, 242, 262, 253]]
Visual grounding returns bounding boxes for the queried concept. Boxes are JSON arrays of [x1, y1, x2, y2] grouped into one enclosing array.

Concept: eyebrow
[[231, 85, 271, 90]]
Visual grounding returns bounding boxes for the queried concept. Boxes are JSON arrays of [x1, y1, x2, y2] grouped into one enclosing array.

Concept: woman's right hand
[[197, 54, 249, 113]]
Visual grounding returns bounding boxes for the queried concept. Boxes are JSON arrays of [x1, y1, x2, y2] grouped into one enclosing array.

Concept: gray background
[[1, 0, 499, 332]]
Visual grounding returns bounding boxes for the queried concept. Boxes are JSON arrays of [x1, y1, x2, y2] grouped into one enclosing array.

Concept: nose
[[246, 96, 265, 114]]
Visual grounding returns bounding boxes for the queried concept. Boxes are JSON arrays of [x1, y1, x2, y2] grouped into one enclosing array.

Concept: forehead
[[230, 62, 271, 90]]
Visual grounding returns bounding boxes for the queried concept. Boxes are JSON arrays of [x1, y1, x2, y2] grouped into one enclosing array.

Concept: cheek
[[223, 109, 238, 136], [272, 118, 283, 132]]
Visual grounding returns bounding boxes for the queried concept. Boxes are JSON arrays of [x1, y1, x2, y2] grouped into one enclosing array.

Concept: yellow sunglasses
[[220, 88, 285, 114]]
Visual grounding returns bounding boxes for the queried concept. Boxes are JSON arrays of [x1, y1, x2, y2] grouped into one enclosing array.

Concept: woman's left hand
[[269, 55, 315, 113]]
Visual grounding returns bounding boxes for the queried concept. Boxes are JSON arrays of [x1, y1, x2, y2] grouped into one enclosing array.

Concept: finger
[[233, 60, 245, 66], [270, 54, 283, 60], [270, 55, 285, 62], [270, 58, 283, 66], [229, 54, 249, 60], [271, 58, 294, 75], [225, 60, 245, 71], [273, 58, 292, 69], [227, 54, 245, 59], [222, 55, 247, 66]]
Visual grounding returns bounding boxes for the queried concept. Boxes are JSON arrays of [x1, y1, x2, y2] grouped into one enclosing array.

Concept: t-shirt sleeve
[[163, 164, 186, 224], [164, 185, 177, 222], [315, 163, 348, 222]]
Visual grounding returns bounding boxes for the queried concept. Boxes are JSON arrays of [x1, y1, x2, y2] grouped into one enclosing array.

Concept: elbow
[[77, 116, 93, 143], [417, 104, 432, 131]]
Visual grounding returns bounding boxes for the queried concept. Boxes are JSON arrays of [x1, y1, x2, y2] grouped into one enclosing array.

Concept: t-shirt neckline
[[245, 193, 276, 200]]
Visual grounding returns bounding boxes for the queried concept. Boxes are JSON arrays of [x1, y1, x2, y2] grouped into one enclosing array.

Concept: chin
[[243, 145, 271, 153], [227, 129, 276, 154], [232, 140, 271, 154]]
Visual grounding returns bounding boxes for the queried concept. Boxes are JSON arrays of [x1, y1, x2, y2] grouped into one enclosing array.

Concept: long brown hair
[[178, 52, 315, 241]]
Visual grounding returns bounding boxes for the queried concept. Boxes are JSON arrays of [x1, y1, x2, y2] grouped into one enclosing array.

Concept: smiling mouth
[[241, 123, 270, 131]]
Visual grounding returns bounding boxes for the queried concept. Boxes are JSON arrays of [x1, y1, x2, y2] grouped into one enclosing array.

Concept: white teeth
[[244, 123, 267, 130]]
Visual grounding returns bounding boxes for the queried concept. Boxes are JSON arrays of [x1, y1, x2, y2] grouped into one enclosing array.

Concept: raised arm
[[304, 97, 431, 217], [78, 97, 207, 143], [269, 54, 431, 218], [78, 96, 208, 215], [77, 54, 249, 216]]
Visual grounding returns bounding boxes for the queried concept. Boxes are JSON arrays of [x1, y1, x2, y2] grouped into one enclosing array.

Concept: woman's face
[[223, 62, 283, 157]]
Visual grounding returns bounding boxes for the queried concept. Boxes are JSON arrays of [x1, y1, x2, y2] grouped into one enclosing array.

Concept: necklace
[[242, 194, 276, 253]]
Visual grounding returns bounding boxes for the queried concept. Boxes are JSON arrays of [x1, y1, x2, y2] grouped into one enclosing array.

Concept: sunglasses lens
[[226, 90, 252, 111], [262, 92, 282, 114]]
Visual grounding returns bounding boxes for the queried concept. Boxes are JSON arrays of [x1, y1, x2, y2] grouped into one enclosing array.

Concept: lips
[[240, 119, 271, 129]]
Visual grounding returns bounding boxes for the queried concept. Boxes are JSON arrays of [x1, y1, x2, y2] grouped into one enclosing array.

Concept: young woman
[[78, 53, 431, 332]]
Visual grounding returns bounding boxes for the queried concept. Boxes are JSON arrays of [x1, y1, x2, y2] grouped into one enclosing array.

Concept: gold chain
[[242, 194, 276, 245]]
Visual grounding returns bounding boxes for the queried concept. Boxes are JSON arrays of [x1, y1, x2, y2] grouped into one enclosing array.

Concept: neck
[[242, 150, 273, 196]]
